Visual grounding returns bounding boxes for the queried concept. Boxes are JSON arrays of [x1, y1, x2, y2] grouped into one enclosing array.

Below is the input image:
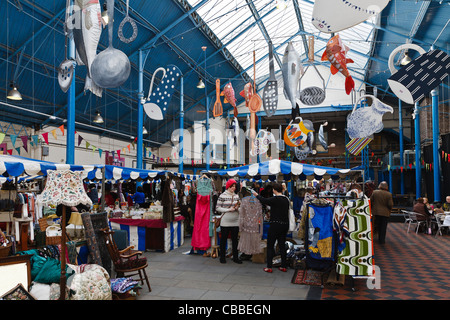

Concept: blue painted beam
[[432, 89, 441, 202], [414, 103, 421, 198]]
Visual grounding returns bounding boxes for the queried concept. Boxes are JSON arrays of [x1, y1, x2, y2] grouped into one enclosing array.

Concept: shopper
[[131, 186, 146, 207], [252, 183, 290, 273], [442, 196, 450, 212], [281, 183, 289, 197], [87, 184, 99, 206], [370, 181, 393, 245], [216, 179, 241, 264]]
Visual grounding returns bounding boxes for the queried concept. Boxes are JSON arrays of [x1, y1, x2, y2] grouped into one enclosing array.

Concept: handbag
[[282, 195, 297, 232]]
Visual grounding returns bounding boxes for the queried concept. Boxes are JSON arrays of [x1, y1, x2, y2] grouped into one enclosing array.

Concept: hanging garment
[[197, 177, 213, 196], [161, 178, 174, 223], [191, 194, 211, 251], [336, 198, 373, 276], [238, 195, 263, 255], [307, 203, 334, 260]]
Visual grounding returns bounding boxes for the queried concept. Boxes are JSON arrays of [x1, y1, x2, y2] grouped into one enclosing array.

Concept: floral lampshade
[[37, 170, 92, 207]]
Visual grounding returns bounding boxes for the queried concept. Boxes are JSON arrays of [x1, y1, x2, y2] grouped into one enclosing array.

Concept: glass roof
[[186, 0, 378, 88]]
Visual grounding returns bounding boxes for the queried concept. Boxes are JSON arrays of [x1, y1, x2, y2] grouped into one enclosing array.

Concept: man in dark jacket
[[370, 181, 393, 244]]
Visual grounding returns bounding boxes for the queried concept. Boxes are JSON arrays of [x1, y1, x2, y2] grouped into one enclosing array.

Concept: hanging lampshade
[[93, 111, 104, 123], [400, 51, 412, 66], [7, 81, 22, 100], [143, 126, 148, 134], [197, 78, 205, 89], [331, 123, 337, 131]]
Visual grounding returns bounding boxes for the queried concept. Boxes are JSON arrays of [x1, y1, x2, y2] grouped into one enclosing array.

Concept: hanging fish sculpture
[[282, 42, 303, 119], [321, 34, 355, 95], [221, 82, 238, 117], [245, 114, 250, 140], [239, 82, 253, 108], [72, 0, 103, 97]]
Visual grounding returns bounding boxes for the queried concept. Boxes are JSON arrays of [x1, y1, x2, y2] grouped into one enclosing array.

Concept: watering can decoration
[[143, 65, 182, 120]]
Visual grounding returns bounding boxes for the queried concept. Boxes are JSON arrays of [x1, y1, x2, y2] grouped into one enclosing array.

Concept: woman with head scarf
[[216, 179, 242, 264]]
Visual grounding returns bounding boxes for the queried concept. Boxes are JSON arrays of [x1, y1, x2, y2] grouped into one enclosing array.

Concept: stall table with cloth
[[109, 216, 184, 252]]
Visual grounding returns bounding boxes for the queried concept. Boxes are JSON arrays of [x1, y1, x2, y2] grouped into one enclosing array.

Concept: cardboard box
[[252, 240, 267, 264]]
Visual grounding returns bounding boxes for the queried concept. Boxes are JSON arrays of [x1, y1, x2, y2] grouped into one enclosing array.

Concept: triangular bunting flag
[[92, 146, 97, 153], [0, 133, 5, 144], [7, 149, 12, 155], [127, 144, 130, 152], [86, 141, 90, 149], [117, 150, 121, 158], [59, 125, 65, 135], [32, 135, 39, 146], [78, 135, 83, 146], [15, 147, 20, 155], [20, 136, 28, 153], [10, 135, 17, 147], [42, 132, 49, 145], [51, 129, 57, 140]]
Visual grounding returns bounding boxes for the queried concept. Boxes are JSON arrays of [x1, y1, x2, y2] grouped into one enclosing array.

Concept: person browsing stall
[[370, 181, 393, 245], [216, 179, 242, 264], [252, 183, 290, 273], [131, 186, 146, 207]]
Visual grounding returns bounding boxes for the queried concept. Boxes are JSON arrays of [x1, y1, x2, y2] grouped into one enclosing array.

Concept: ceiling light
[[93, 111, 104, 124], [143, 126, 148, 134], [276, 0, 288, 9], [400, 51, 412, 66], [7, 81, 22, 100], [101, 2, 109, 26], [331, 124, 337, 131], [197, 78, 205, 89]]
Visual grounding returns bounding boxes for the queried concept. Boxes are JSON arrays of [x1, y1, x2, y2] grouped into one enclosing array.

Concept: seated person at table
[[433, 202, 444, 214], [413, 198, 432, 222], [131, 186, 146, 207], [442, 196, 450, 212]]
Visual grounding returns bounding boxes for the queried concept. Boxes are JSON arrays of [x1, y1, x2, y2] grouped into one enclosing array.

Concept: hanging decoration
[[227, 117, 240, 147], [142, 67, 166, 120], [311, 0, 389, 33], [240, 82, 253, 109], [250, 130, 276, 156], [299, 36, 326, 106], [388, 48, 450, 104], [221, 82, 238, 117], [71, 0, 103, 96], [213, 79, 223, 117], [118, 0, 138, 44], [276, 124, 285, 152], [90, 0, 131, 89], [321, 34, 355, 95], [144, 65, 181, 120], [346, 137, 372, 156], [346, 94, 393, 139], [249, 51, 262, 140], [283, 117, 313, 148], [262, 41, 278, 117], [58, 0, 77, 93], [281, 42, 303, 119]]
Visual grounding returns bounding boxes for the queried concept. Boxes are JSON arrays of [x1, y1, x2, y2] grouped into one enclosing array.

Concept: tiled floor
[[321, 222, 450, 300], [136, 222, 450, 300]]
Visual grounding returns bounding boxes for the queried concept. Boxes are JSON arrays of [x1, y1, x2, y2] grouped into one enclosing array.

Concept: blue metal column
[[432, 89, 441, 202], [66, 1, 75, 165], [399, 99, 405, 194], [137, 50, 144, 169], [414, 103, 421, 198], [179, 76, 184, 173], [389, 151, 393, 193]]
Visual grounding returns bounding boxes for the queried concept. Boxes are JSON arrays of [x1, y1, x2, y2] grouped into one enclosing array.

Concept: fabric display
[[306, 203, 335, 261], [336, 198, 373, 276], [238, 195, 263, 255], [111, 277, 139, 294], [291, 268, 323, 286]]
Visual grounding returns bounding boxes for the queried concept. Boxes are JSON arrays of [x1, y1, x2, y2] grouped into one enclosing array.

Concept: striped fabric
[[337, 198, 373, 276], [346, 137, 372, 156]]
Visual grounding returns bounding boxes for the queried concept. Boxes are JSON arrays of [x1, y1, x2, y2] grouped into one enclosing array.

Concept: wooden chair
[[100, 227, 151, 292]]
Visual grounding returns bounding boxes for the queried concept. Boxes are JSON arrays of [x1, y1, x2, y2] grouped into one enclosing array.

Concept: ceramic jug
[[346, 95, 393, 139]]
